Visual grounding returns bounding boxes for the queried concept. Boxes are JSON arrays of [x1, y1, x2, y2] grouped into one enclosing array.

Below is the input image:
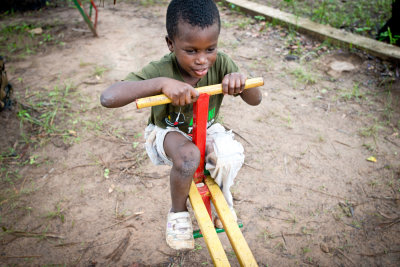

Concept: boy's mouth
[[193, 68, 208, 77]]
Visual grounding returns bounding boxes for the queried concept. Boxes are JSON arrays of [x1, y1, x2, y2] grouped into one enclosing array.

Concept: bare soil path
[[1, 2, 399, 266]]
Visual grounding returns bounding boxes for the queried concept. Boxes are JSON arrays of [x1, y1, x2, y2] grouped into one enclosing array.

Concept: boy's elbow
[[251, 91, 262, 106], [249, 96, 262, 106], [100, 93, 113, 108], [243, 88, 262, 106]]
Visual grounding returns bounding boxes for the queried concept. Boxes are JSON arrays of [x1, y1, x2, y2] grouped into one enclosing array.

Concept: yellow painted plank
[[205, 176, 258, 267], [189, 181, 230, 267], [136, 77, 264, 109]]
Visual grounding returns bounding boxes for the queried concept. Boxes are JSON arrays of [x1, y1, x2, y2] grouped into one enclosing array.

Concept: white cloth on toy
[[205, 124, 244, 213]]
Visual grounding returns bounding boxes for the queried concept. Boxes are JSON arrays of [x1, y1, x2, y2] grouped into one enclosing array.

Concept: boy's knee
[[174, 144, 200, 177]]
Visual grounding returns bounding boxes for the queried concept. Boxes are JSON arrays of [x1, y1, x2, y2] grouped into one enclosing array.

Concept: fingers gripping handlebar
[[135, 77, 264, 109]]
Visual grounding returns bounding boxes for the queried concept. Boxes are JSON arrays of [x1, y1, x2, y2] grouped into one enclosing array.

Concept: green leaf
[[132, 142, 139, 149], [104, 168, 110, 178]]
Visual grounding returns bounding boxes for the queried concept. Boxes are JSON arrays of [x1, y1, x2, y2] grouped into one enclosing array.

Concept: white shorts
[[144, 123, 244, 211]]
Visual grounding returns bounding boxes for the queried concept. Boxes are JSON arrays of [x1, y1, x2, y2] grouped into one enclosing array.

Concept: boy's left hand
[[222, 72, 247, 95]]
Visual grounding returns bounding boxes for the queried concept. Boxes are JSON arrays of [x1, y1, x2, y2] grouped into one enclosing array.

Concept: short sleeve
[[124, 62, 160, 81], [219, 52, 240, 77]]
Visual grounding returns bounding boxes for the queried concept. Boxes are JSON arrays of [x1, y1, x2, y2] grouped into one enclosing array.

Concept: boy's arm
[[239, 87, 262, 106], [100, 77, 199, 108], [222, 72, 262, 106]]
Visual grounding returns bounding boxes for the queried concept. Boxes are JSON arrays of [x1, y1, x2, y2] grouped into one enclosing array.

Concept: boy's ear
[[165, 35, 174, 52]]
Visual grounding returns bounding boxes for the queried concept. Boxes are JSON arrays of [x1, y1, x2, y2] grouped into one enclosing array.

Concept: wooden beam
[[205, 176, 258, 267], [189, 181, 231, 266]]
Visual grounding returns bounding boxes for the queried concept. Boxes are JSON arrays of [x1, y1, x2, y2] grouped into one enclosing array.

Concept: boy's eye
[[185, 49, 196, 54], [207, 48, 216, 53]]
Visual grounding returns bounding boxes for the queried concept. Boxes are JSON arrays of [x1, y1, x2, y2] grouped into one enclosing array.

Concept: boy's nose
[[195, 53, 207, 65]]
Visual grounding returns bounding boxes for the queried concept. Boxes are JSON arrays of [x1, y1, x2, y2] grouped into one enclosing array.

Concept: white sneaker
[[166, 211, 194, 250]]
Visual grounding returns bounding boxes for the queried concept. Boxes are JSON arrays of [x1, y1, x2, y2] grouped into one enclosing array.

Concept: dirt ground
[[1, 2, 400, 266]]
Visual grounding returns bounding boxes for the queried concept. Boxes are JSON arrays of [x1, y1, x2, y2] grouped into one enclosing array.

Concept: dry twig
[[223, 125, 253, 146], [377, 217, 400, 229], [9, 231, 64, 239], [105, 231, 131, 262], [265, 180, 347, 200], [73, 241, 94, 267], [355, 250, 400, 257], [368, 195, 400, 201], [0, 255, 42, 259], [334, 249, 356, 266], [243, 162, 262, 171], [102, 211, 144, 230], [334, 140, 352, 147]]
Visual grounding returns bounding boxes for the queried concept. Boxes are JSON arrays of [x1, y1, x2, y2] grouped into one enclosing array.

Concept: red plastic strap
[[196, 183, 212, 219], [90, 0, 98, 29], [192, 93, 209, 184]]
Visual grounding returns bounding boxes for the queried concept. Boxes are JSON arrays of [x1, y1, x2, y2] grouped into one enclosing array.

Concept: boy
[[100, 0, 262, 250]]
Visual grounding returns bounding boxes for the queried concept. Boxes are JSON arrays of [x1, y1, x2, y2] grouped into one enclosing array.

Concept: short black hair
[[166, 0, 221, 40]]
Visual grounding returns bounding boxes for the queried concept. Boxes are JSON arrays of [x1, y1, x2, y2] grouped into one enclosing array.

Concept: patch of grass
[[285, 114, 293, 129], [301, 227, 314, 235], [227, 2, 243, 13], [138, 0, 168, 6], [351, 220, 362, 229], [82, 116, 105, 132], [194, 243, 203, 251], [341, 82, 363, 101], [261, 228, 276, 242], [0, 21, 66, 60], [378, 27, 400, 45], [93, 65, 108, 77], [273, 242, 286, 252], [362, 143, 376, 152], [221, 19, 235, 29], [254, 15, 266, 22], [44, 202, 65, 223], [274, 0, 392, 39], [79, 60, 94, 67], [302, 246, 311, 254], [236, 17, 254, 29], [383, 90, 395, 124], [317, 134, 325, 143], [368, 179, 380, 188], [359, 122, 382, 140], [291, 67, 316, 85], [1, 169, 22, 185], [17, 82, 77, 143]]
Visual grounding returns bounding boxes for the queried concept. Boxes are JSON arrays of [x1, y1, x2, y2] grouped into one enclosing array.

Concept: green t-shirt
[[125, 51, 239, 134]]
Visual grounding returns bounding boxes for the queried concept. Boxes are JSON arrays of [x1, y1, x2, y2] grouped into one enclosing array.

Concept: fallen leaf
[[320, 243, 330, 253], [29, 27, 43, 35], [108, 184, 115, 193], [68, 130, 77, 137], [366, 156, 377, 162]]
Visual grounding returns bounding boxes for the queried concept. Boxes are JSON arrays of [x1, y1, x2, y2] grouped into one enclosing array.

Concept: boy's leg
[[164, 131, 200, 212], [163, 131, 200, 250]]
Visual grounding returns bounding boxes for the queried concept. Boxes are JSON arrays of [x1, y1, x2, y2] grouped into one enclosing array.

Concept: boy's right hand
[[161, 78, 199, 106]]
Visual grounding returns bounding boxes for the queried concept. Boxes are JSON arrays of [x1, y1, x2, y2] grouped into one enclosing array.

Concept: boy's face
[[166, 21, 219, 80]]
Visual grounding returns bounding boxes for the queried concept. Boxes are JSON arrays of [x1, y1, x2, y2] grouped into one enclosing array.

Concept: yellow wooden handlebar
[[135, 77, 264, 109]]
